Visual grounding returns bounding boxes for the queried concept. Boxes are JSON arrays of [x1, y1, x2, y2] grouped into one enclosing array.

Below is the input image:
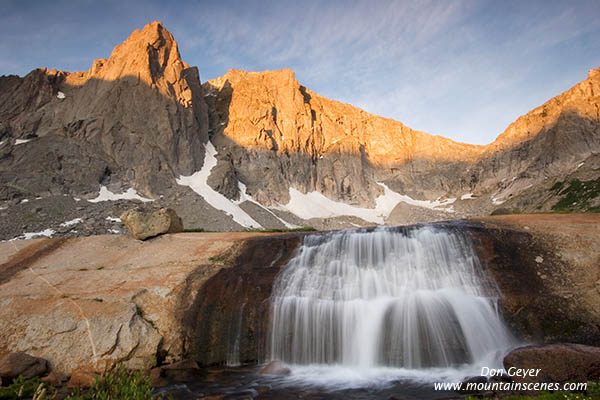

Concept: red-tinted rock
[[504, 343, 600, 384]]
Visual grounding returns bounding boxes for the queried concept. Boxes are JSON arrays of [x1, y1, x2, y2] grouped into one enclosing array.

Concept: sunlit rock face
[[203, 68, 485, 208], [1, 20, 599, 235], [0, 21, 208, 199], [205, 65, 600, 213]]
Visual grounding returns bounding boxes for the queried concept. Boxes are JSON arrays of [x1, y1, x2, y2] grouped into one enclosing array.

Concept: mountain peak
[[86, 21, 187, 85]]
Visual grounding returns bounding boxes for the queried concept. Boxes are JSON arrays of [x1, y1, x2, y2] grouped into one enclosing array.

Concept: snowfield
[[88, 186, 153, 203], [176, 141, 262, 229]]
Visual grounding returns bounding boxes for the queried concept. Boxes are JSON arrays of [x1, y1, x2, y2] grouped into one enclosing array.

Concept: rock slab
[[504, 343, 600, 384]]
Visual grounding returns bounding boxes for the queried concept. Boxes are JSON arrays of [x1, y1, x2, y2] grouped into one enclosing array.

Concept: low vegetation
[[0, 376, 54, 400], [551, 178, 600, 212], [0, 365, 172, 400], [66, 365, 157, 400]]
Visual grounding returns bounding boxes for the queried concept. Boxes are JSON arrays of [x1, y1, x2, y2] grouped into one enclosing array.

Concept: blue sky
[[2, 0, 599, 145]]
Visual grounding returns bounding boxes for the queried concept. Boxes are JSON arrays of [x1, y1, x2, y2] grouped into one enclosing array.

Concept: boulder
[[503, 343, 600, 384], [259, 360, 291, 375], [0, 352, 48, 380], [120, 207, 183, 240]]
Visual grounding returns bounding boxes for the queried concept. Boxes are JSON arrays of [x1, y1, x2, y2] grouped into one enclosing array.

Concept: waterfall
[[268, 226, 515, 371]]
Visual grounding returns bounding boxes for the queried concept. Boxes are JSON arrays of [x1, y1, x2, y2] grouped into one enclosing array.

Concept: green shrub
[[65, 364, 159, 400], [0, 376, 53, 400]]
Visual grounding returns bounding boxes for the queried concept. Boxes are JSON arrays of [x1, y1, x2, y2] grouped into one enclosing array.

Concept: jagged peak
[[85, 21, 184, 84]]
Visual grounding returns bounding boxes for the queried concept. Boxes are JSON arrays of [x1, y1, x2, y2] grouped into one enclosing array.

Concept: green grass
[[183, 228, 206, 232], [0, 376, 54, 400], [551, 178, 600, 212], [65, 364, 171, 400]]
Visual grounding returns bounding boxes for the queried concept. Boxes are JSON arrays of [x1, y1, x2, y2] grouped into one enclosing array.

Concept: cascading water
[[268, 226, 516, 381]]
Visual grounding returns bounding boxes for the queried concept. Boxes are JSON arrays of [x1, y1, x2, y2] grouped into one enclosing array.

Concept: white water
[[268, 226, 516, 384]]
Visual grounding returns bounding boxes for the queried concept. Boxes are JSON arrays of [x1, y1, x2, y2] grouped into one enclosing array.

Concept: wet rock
[[457, 375, 488, 394], [259, 360, 291, 376], [223, 388, 259, 399], [150, 359, 204, 387], [504, 343, 600, 383], [120, 207, 183, 240], [0, 352, 48, 380], [152, 383, 196, 399], [489, 372, 512, 383]]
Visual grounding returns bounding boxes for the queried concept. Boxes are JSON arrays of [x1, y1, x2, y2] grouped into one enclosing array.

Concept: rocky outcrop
[[0, 215, 598, 375], [203, 66, 600, 217], [120, 207, 183, 240], [465, 214, 600, 345], [182, 234, 303, 365], [504, 344, 600, 384], [0, 232, 275, 375], [1, 21, 599, 236], [0, 21, 208, 201], [471, 68, 600, 211], [203, 68, 482, 207]]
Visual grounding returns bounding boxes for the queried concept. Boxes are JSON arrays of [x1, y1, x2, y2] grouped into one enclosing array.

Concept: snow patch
[[20, 199, 29, 204], [10, 228, 55, 241], [176, 141, 262, 228], [60, 218, 83, 227], [108, 229, 120, 234], [492, 197, 505, 205], [576, 162, 585, 169], [273, 183, 454, 225], [0, 141, 4, 146], [460, 193, 475, 200], [106, 216, 121, 222], [15, 139, 32, 145], [88, 186, 153, 203], [57, 91, 65, 99], [74, 197, 81, 202], [236, 182, 298, 229]]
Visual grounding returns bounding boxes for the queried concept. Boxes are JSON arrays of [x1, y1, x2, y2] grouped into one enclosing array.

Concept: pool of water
[[155, 364, 464, 399]]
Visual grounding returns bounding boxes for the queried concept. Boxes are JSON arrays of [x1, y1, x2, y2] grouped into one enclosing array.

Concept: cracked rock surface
[[0, 232, 273, 374]]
